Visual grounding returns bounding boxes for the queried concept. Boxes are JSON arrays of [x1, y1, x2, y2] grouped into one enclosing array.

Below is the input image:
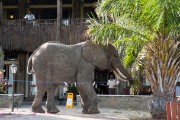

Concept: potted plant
[[66, 85, 78, 100], [0, 84, 5, 94]]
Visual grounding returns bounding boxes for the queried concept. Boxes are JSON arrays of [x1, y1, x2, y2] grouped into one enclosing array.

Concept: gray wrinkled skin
[[27, 40, 132, 114]]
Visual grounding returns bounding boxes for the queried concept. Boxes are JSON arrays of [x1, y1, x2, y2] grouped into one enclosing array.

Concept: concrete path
[[0, 105, 152, 120]]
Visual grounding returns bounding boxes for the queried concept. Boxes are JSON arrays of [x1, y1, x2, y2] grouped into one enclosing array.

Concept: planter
[[77, 95, 152, 111], [0, 94, 24, 108]]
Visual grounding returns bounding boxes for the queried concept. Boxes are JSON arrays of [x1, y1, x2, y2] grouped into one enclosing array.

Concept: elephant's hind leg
[[46, 86, 60, 114], [32, 85, 46, 113]]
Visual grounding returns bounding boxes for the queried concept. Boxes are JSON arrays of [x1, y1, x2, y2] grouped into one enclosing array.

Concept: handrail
[[1, 19, 56, 27], [0, 18, 91, 26]]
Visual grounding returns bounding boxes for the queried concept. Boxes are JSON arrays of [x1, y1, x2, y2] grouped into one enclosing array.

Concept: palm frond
[[144, 39, 180, 95]]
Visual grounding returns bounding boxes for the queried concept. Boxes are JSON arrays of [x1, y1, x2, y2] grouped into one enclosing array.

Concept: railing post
[[166, 101, 179, 120], [166, 102, 171, 120], [171, 102, 177, 120], [178, 103, 180, 119]]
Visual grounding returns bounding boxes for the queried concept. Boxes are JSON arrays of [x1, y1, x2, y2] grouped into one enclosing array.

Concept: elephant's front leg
[[77, 63, 100, 114], [85, 85, 100, 114], [46, 86, 60, 114], [77, 84, 91, 114]]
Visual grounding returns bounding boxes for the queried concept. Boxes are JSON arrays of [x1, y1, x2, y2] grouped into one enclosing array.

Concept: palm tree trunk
[[149, 93, 174, 119]]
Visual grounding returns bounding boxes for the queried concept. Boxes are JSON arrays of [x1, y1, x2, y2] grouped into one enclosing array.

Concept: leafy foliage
[[130, 78, 141, 95], [0, 79, 6, 94], [87, 0, 179, 68]]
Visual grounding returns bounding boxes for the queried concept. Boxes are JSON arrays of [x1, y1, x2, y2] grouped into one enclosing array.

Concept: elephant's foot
[[88, 107, 100, 114], [32, 106, 45, 113], [82, 105, 91, 114], [82, 109, 89, 114], [47, 106, 60, 114]]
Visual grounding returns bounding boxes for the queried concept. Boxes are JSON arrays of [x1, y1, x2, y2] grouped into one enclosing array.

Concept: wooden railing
[[166, 101, 180, 120], [0, 18, 90, 52], [1, 19, 56, 27]]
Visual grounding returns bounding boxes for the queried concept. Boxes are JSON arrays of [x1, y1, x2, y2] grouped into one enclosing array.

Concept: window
[[83, 7, 97, 18], [30, 0, 56, 5], [63, 0, 72, 4], [84, 0, 98, 4], [3, 0, 18, 6]]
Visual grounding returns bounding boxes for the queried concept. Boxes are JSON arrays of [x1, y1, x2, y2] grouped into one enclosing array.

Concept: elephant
[[27, 40, 132, 114]]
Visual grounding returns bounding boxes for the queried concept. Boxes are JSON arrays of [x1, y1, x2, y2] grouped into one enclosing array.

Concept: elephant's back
[[32, 41, 82, 75], [40, 41, 84, 51]]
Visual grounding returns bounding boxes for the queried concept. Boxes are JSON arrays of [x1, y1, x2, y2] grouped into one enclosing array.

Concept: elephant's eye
[[114, 54, 117, 58]]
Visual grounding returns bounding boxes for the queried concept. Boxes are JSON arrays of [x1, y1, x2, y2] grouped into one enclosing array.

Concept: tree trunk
[[149, 94, 174, 119], [144, 39, 179, 119]]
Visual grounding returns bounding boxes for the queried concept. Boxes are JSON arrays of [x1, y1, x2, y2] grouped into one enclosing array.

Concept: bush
[[66, 85, 78, 94]]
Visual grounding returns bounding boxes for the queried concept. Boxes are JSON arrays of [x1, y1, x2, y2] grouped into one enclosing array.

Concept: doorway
[[94, 68, 109, 94], [3, 61, 18, 94]]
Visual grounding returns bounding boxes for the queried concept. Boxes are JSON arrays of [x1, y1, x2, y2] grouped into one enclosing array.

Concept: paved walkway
[[0, 105, 152, 120]]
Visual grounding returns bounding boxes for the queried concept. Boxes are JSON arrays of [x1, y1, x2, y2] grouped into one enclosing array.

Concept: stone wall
[[77, 95, 152, 111], [0, 94, 24, 108]]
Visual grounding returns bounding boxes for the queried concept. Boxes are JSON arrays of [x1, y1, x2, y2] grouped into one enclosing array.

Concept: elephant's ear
[[82, 40, 94, 63], [106, 44, 117, 59]]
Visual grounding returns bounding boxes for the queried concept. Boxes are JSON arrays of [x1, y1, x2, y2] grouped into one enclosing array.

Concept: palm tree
[[145, 38, 179, 119], [87, 0, 180, 119]]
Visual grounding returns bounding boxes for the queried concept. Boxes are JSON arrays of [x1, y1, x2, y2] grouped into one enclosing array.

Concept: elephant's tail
[[27, 43, 43, 74], [27, 55, 34, 74]]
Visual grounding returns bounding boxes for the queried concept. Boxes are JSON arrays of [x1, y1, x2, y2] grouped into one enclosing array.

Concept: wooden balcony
[[0, 19, 90, 52]]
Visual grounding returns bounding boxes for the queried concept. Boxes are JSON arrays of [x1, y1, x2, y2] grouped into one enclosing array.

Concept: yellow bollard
[[66, 93, 74, 108]]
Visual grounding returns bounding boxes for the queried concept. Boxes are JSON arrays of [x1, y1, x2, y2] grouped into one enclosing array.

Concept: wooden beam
[[72, 0, 81, 18], [56, 0, 62, 41], [0, 0, 2, 23], [18, 0, 26, 19]]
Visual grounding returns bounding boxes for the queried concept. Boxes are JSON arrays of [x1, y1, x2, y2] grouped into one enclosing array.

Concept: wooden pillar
[[0, 46, 4, 69], [25, 53, 30, 98], [80, 1, 83, 18], [18, 0, 27, 19], [0, 0, 2, 24], [73, 0, 81, 18], [17, 54, 26, 94], [56, 0, 62, 41]]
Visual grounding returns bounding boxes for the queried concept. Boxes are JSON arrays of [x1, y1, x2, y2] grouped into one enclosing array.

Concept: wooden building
[[0, 0, 132, 99], [0, 0, 101, 99]]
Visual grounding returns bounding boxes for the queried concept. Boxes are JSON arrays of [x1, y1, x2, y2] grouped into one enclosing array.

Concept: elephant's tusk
[[115, 68, 127, 79], [113, 68, 127, 81]]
